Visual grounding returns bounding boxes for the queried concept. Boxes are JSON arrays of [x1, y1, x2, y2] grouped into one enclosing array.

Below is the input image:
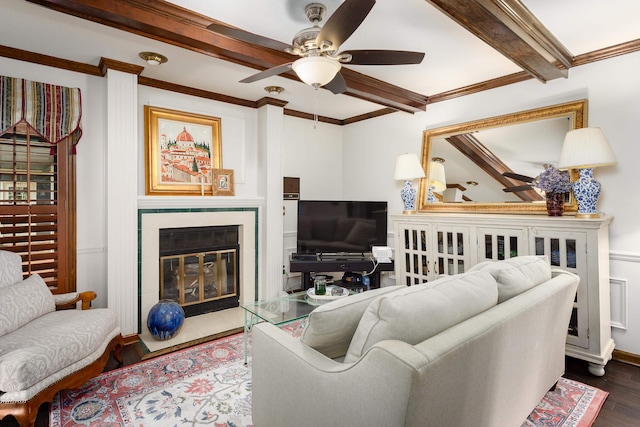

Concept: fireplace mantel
[[138, 196, 264, 210]]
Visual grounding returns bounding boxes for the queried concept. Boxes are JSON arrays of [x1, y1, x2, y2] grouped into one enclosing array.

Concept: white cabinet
[[392, 213, 614, 376]]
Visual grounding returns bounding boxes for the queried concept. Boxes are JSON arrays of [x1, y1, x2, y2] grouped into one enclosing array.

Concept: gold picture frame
[[212, 169, 235, 196], [144, 106, 222, 195]]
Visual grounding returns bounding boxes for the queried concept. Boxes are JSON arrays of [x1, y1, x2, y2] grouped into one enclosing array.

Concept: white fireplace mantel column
[[103, 62, 140, 336], [257, 99, 286, 299]]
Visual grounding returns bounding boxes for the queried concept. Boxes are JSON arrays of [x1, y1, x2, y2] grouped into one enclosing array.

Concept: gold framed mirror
[[417, 99, 587, 214]]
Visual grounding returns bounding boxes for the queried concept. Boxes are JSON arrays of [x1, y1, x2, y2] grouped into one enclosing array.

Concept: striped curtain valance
[[0, 75, 82, 153]]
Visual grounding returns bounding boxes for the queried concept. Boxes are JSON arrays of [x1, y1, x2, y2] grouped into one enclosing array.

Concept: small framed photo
[[212, 169, 234, 196], [144, 106, 222, 196]]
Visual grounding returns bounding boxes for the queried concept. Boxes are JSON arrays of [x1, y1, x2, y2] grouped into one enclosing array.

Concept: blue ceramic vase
[[147, 299, 185, 341], [401, 180, 417, 211], [572, 168, 601, 217]]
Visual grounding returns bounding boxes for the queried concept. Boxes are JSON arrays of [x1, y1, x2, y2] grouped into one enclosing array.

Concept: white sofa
[[252, 256, 579, 427], [0, 250, 123, 427]]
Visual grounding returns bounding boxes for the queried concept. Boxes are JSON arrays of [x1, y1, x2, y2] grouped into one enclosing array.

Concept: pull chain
[[313, 88, 318, 129]]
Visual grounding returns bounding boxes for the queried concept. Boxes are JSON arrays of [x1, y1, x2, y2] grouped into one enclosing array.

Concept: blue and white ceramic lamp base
[[401, 180, 417, 213], [426, 185, 439, 204], [573, 168, 602, 218]]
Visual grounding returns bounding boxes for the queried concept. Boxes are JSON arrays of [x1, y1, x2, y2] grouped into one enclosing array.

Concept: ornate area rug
[[523, 377, 608, 427], [50, 320, 606, 427]]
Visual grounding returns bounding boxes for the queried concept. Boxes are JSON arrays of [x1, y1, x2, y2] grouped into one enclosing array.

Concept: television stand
[[290, 254, 394, 290], [319, 252, 369, 261]]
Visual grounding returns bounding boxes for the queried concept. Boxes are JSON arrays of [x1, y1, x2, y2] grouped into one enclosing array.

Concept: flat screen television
[[296, 200, 388, 255]]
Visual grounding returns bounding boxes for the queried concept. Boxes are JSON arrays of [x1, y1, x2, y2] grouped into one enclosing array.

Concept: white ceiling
[[2, 0, 640, 120]]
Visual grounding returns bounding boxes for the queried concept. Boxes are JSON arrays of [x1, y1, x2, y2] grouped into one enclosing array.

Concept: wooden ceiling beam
[[26, 0, 427, 113], [445, 133, 543, 202], [426, 0, 572, 82]]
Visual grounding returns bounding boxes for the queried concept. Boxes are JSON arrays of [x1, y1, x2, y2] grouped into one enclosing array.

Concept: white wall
[[282, 117, 344, 200], [342, 50, 640, 355], [281, 116, 344, 289]]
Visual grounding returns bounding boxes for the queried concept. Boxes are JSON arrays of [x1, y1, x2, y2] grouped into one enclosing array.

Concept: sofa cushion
[[0, 274, 55, 336], [301, 285, 404, 358], [343, 270, 498, 363], [0, 250, 23, 289], [0, 308, 118, 392], [471, 256, 551, 303]]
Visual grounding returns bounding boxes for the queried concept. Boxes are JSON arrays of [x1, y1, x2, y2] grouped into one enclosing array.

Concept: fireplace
[[159, 225, 240, 317], [139, 207, 258, 351]]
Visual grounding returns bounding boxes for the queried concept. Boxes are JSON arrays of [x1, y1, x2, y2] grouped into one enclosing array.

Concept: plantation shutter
[[0, 76, 81, 293]]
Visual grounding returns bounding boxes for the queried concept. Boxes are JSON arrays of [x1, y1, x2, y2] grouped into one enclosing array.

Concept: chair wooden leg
[[0, 402, 38, 427], [112, 335, 125, 367]]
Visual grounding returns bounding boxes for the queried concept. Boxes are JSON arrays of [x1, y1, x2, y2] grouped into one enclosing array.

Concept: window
[[0, 122, 75, 293]]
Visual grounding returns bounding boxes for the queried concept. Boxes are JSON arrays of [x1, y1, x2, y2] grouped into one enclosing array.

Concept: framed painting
[[212, 169, 235, 196], [145, 106, 222, 195]]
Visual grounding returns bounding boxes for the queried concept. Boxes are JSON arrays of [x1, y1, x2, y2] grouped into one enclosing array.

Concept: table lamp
[[394, 153, 426, 214], [558, 127, 616, 218], [426, 158, 447, 203]]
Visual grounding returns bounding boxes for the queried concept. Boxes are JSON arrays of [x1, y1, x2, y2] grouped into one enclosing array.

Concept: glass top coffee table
[[241, 287, 354, 364], [241, 291, 317, 365]]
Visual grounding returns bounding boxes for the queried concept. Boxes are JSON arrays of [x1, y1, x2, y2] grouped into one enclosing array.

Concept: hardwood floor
[[2, 345, 639, 426]]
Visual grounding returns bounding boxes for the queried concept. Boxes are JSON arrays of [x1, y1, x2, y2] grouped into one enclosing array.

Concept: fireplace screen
[[160, 249, 238, 316]]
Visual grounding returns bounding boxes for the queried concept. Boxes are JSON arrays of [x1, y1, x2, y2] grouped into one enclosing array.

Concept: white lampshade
[[558, 127, 616, 169], [394, 153, 426, 180], [427, 161, 446, 192], [292, 56, 341, 87]]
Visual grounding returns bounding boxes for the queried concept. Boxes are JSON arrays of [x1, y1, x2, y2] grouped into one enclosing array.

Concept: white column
[[257, 102, 285, 299], [105, 68, 138, 336]]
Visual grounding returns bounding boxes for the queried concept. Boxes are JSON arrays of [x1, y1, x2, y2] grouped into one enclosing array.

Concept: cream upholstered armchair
[[0, 250, 124, 427]]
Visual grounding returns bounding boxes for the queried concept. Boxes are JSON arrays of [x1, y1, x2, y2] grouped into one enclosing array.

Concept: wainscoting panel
[[610, 278, 628, 330], [609, 251, 640, 356]]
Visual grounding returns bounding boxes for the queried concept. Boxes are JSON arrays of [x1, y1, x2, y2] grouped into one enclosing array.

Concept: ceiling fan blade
[[502, 172, 536, 183], [341, 50, 425, 65], [316, 0, 376, 50], [240, 62, 293, 83], [503, 185, 534, 193], [324, 72, 347, 94], [207, 22, 291, 52]]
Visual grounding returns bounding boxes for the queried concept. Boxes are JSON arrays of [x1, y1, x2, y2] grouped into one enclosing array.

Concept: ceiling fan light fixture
[[292, 56, 341, 88], [139, 51, 168, 65]]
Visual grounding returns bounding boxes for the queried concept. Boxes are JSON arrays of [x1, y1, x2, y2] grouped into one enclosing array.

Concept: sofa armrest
[[54, 291, 97, 310], [251, 322, 429, 427], [551, 268, 580, 280]]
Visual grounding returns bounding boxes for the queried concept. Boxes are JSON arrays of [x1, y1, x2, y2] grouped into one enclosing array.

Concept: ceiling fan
[[207, 0, 425, 94]]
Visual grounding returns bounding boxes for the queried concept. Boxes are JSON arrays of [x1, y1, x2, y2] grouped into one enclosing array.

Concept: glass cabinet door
[[476, 227, 526, 262], [530, 230, 588, 349], [398, 224, 431, 286], [433, 225, 470, 277]]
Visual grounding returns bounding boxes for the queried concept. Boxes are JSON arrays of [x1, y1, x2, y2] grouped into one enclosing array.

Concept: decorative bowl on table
[[306, 285, 349, 303]]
